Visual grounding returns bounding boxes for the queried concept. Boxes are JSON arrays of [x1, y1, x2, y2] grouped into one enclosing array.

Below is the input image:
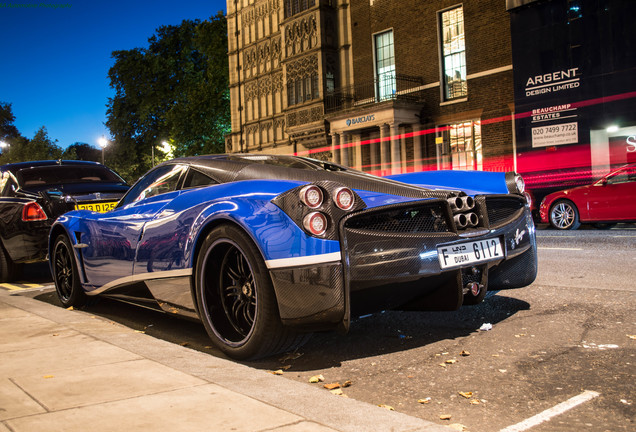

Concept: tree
[[0, 102, 21, 142], [62, 142, 101, 161], [106, 12, 230, 182]]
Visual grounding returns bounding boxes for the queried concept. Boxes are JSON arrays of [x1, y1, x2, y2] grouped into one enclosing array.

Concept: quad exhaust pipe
[[448, 196, 475, 212], [453, 212, 479, 229]]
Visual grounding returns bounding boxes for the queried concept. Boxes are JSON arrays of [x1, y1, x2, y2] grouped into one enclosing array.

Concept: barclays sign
[[345, 114, 375, 127]]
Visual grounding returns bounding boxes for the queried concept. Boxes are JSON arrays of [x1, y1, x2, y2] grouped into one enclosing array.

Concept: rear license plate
[[438, 238, 504, 269], [75, 202, 117, 213]]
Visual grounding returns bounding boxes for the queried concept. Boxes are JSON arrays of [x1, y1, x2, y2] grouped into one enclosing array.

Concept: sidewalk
[[0, 290, 449, 432]]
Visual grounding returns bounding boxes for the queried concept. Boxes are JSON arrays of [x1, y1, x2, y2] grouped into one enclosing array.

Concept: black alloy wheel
[[195, 224, 308, 360], [52, 234, 87, 308]]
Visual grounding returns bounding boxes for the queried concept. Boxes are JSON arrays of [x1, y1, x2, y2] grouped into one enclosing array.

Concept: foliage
[[106, 12, 230, 182], [63, 142, 101, 162], [0, 125, 63, 164], [0, 102, 21, 142]]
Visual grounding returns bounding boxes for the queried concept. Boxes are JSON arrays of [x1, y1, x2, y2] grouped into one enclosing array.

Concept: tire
[[195, 224, 308, 360], [549, 200, 581, 230], [0, 246, 18, 283], [52, 234, 87, 308]]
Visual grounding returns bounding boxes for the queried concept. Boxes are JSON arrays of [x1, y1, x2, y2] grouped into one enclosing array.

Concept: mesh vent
[[345, 203, 449, 233], [486, 197, 525, 227]]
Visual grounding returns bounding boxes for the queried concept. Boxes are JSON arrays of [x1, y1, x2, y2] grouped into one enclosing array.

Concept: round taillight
[[333, 187, 354, 210], [22, 202, 47, 221], [303, 212, 328, 236], [299, 185, 323, 208]]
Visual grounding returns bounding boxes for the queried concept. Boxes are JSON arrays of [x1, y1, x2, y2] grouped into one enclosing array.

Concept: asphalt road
[[9, 225, 636, 432]]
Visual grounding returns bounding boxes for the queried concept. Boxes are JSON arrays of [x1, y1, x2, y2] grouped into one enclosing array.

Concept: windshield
[[17, 165, 125, 188]]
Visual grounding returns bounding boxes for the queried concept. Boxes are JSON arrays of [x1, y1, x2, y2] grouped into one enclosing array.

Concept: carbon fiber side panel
[[489, 243, 538, 289], [269, 263, 345, 330]]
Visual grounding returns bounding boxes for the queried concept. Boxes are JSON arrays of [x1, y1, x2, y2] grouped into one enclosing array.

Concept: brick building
[[226, 0, 517, 175]]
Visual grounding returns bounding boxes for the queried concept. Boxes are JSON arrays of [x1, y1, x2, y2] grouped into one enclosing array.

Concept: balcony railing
[[325, 74, 425, 114]]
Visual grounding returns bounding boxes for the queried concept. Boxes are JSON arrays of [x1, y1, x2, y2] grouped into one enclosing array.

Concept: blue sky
[[1, 0, 227, 149]]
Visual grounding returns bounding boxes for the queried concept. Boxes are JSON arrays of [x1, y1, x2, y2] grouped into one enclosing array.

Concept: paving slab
[[0, 338, 141, 377], [13, 358, 206, 411], [5, 384, 315, 432], [0, 378, 46, 421]]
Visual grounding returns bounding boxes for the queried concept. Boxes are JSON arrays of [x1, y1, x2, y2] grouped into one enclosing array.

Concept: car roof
[[0, 160, 104, 172]]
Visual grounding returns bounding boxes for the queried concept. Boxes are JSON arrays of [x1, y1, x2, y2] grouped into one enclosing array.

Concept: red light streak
[[286, 90, 636, 187]]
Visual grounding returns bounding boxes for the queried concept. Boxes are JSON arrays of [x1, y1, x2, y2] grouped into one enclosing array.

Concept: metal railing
[[325, 73, 425, 114]]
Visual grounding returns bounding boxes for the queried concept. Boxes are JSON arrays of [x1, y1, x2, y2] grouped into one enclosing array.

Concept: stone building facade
[[226, 0, 516, 175]]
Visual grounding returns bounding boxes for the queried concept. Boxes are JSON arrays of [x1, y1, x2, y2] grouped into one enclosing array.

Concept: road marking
[[499, 390, 600, 432], [0, 282, 53, 291], [538, 247, 583, 251]]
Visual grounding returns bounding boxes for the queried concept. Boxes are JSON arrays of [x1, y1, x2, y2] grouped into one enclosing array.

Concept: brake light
[[22, 202, 48, 221], [333, 187, 354, 210], [303, 212, 328, 236], [299, 185, 323, 208]]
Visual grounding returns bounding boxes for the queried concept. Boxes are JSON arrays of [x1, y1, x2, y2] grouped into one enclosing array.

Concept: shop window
[[374, 30, 396, 101], [439, 6, 467, 100], [437, 120, 482, 171]]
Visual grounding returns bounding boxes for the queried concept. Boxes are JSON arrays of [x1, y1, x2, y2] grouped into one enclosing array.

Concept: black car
[[0, 160, 128, 282]]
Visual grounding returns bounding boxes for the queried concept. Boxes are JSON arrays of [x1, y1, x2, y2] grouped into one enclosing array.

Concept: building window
[[440, 6, 467, 100], [437, 120, 482, 170], [374, 30, 396, 101], [287, 74, 319, 106], [284, 0, 315, 18]]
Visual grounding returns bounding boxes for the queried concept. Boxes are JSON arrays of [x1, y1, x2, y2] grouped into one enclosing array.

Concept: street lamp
[[98, 136, 108, 164]]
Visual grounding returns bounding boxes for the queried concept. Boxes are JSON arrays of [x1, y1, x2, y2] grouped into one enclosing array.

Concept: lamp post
[[98, 137, 108, 164]]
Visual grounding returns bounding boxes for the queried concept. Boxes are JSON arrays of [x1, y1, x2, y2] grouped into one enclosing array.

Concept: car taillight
[[333, 187, 354, 210], [22, 202, 47, 221], [299, 185, 323, 208], [303, 212, 327, 236]]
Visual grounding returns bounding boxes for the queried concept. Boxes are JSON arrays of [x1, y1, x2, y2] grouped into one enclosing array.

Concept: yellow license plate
[[75, 202, 118, 213]]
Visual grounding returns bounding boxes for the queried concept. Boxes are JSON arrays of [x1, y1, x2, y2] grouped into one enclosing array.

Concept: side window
[[183, 168, 217, 189], [117, 164, 186, 208], [607, 166, 636, 184]]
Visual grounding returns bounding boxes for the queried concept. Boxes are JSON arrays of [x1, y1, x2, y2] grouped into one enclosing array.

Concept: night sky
[[1, 0, 227, 149]]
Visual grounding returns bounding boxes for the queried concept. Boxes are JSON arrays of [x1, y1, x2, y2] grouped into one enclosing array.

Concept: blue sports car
[[49, 154, 537, 359]]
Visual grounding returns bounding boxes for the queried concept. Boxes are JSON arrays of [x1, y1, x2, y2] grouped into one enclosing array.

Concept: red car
[[540, 163, 636, 229]]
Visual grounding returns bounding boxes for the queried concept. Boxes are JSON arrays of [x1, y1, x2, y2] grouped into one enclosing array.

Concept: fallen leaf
[[445, 359, 457, 364], [498, 369, 507, 373], [324, 383, 341, 390], [342, 380, 353, 388], [440, 414, 452, 420], [43, 375, 54, 379], [308, 375, 325, 383], [439, 363, 447, 368], [270, 369, 284, 375], [458, 391, 473, 399], [460, 350, 470, 356], [66, 306, 74, 311], [448, 424, 468, 431], [378, 404, 394, 411], [627, 335, 636, 340], [330, 388, 344, 396], [179, 342, 189, 347], [52, 334, 59, 337], [470, 399, 481, 405], [134, 330, 145, 334], [418, 397, 432, 404]]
